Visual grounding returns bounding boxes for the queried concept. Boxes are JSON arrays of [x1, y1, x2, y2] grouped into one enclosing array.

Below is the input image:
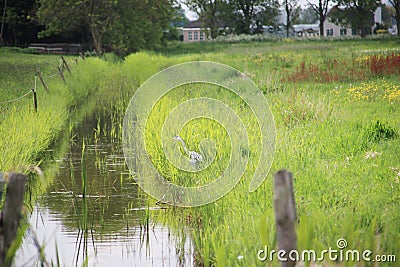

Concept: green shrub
[[362, 120, 398, 145]]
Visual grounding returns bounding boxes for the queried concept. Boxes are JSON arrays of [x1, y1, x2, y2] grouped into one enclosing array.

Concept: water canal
[[14, 110, 194, 266]]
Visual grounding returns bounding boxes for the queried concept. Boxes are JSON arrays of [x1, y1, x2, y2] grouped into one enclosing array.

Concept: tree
[[232, 0, 279, 34], [185, 0, 221, 39], [331, 0, 380, 37], [0, 0, 6, 44], [109, 0, 173, 54], [388, 0, 400, 36], [171, 4, 190, 28], [379, 4, 394, 26], [297, 5, 318, 24], [281, 0, 301, 37], [37, 0, 173, 54], [167, 4, 190, 41], [0, 0, 39, 46], [37, 0, 118, 54], [307, 0, 330, 36]]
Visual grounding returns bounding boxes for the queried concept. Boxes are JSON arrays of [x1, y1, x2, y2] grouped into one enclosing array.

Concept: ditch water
[[14, 111, 194, 266]]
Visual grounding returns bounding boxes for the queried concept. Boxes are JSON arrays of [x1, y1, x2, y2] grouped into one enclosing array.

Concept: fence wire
[[0, 90, 32, 105], [1, 55, 79, 107], [46, 72, 59, 79]]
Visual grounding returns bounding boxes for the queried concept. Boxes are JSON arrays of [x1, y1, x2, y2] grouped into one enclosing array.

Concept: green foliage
[[37, 0, 173, 54], [0, 47, 39, 54], [37, 0, 119, 53], [362, 120, 398, 145], [0, 0, 38, 46], [109, 0, 174, 55], [185, 0, 221, 39], [37, 0, 86, 37], [297, 6, 318, 24], [185, 0, 281, 36], [231, 0, 280, 34]]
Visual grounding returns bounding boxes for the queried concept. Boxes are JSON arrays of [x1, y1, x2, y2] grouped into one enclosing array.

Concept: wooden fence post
[[58, 66, 66, 83], [32, 88, 37, 112], [61, 56, 71, 74], [0, 173, 5, 199], [35, 69, 49, 93], [79, 51, 85, 60], [273, 170, 297, 267], [0, 173, 27, 267]]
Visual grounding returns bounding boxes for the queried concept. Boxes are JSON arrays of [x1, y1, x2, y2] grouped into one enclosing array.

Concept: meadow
[[1, 37, 400, 266], [140, 39, 400, 266]]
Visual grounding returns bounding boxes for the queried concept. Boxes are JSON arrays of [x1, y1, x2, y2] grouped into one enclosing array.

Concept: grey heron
[[172, 135, 203, 164]]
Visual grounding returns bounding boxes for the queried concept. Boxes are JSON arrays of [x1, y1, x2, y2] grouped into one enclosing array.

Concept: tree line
[[0, 0, 399, 55], [188, 0, 397, 38]]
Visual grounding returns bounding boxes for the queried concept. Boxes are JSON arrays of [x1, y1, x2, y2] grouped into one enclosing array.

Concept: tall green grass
[[0, 52, 125, 172], [125, 40, 400, 266]]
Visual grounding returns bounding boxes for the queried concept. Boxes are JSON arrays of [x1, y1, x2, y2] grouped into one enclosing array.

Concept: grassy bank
[[0, 50, 138, 264], [0, 50, 133, 173], [126, 39, 400, 266]]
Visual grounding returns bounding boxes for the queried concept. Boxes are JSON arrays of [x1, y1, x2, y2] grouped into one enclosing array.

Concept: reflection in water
[[17, 207, 193, 267], [14, 114, 194, 266]]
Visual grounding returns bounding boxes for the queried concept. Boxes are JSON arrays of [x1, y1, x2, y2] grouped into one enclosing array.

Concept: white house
[[322, 7, 353, 37], [323, 20, 353, 37], [322, 4, 400, 37]]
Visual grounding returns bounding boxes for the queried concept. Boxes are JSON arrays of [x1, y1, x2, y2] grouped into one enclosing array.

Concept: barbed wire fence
[[0, 53, 84, 112]]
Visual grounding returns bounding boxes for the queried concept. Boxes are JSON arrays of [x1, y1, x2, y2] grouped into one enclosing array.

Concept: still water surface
[[14, 113, 194, 266]]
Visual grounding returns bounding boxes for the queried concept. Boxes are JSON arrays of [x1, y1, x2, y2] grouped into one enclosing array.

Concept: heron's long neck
[[179, 139, 189, 155]]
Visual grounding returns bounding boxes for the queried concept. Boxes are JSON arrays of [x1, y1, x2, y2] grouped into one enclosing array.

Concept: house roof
[[183, 19, 227, 29], [326, 5, 341, 18], [293, 24, 319, 32], [184, 20, 204, 29]]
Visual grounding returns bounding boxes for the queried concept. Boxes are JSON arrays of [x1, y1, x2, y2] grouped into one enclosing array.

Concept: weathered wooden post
[[0, 173, 5, 199], [61, 56, 71, 74], [58, 66, 66, 83], [35, 69, 49, 93], [79, 51, 85, 60], [273, 170, 297, 267], [0, 173, 27, 267], [31, 88, 37, 112]]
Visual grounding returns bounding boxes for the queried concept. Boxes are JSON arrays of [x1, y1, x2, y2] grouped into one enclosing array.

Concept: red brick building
[[182, 20, 208, 42]]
